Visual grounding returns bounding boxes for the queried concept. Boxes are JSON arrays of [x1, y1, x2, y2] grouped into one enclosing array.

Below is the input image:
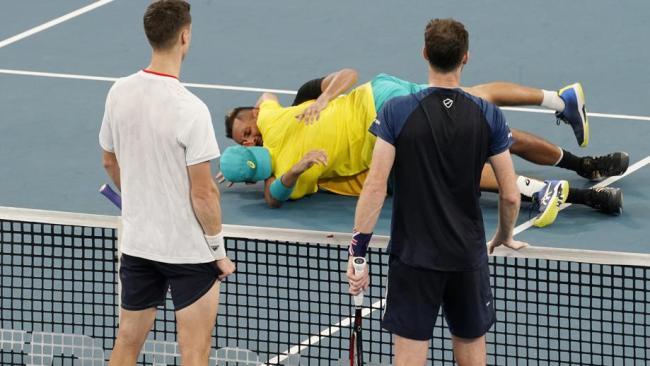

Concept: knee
[[114, 328, 147, 351], [178, 335, 212, 363]]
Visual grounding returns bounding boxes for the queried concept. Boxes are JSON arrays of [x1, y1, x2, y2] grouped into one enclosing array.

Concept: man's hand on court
[[295, 97, 329, 124], [488, 235, 529, 254], [346, 257, 369, 295], [291, 150, 328, 174], [215, 257, 236, 280]]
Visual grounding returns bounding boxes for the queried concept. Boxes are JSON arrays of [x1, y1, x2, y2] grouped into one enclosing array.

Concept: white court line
[[0, 0, 115, 49], [501, 106, 650, 122], [2, 68, 650, 122], [264, 155, 650, 364], [0, 68, 297, 95], [262, 301, 385, 365]]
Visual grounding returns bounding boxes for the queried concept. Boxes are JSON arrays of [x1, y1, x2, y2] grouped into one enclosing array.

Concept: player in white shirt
[[99, 1, 235, 364]]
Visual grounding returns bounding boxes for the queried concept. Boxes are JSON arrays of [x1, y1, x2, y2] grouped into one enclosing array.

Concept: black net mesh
[[1, 216, 648, 365]]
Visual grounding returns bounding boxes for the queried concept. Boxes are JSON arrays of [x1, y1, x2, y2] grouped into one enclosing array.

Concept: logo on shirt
[[443, 98, 453, 109]]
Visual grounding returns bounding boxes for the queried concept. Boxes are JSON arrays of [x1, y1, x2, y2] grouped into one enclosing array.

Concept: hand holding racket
[[347, 256, 368, 366]]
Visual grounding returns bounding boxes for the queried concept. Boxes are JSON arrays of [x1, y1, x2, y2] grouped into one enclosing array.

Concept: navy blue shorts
[[382, 255, 495, 340], [119, 254, 221, 311]]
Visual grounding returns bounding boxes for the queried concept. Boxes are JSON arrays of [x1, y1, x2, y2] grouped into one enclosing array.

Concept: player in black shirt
[[348, 19, 523, 365]]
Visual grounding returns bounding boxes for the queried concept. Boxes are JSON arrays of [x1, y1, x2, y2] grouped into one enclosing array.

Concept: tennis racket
[[349, 257, 366, 366], [99, 184, 121, 209]]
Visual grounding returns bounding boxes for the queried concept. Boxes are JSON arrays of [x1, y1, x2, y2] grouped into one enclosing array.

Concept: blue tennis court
[[1, 1, 649, 365]]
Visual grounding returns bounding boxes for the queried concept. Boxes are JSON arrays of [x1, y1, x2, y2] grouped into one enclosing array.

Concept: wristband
[[270, 177, 294, 201], [204, 232, 227, 260], [349, 231, 372, 257]]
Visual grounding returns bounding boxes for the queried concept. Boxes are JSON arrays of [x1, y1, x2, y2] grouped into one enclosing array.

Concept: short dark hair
[[424, 18, 469, 73], [224, 107, 254, 139], [143, 0, 191, 50]]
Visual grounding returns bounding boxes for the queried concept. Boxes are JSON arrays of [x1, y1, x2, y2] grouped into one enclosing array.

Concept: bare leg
[[463, 82, 543, 106], [176, 280, 221, 366], [109, 308, 157, 366], [510, 128, 562, 166], [394, 334, 429, 366], [452, 335, 487, 366]]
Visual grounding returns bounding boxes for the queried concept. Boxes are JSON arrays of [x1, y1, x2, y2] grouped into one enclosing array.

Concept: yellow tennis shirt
[[257, 83, 377, 199]]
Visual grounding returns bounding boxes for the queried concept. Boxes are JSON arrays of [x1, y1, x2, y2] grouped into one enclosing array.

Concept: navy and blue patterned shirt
[[370, 87, 512, 271]]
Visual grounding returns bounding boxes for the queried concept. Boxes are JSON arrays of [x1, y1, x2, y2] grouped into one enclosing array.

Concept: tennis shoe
[[556, 83, 589, 147], [531, 180, 567, 227], [586, 187, 623, 215], [578, 152, 629, 181]]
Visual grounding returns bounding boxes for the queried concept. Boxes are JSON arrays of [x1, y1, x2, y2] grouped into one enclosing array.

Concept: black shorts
[[382, 255, 495, 340], [119, 254, 221, 311]]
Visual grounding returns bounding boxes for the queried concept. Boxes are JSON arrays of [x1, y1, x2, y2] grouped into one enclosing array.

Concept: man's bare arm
[[296, 68, 358, 123], [487, 150, 527, 253], [354, 139, 394, 233], [188, 161, 222, 235], [320, 68, 358, 101], [348, 138, 395, 295], [188, 161, 236, 279], [102, 150, 121, 190]]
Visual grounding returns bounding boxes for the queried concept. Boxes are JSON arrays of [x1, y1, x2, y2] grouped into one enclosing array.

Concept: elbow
[[102, 156, 116, 171], [264, 192, 282, 208], [191, 185, 219, 204], [341, 68, 359, 84]]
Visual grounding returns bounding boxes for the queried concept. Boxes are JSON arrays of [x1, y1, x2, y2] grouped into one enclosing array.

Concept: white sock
[[553, 148, 564, 166], [541, 90, 565, 112], [516, 175, 546, 198]]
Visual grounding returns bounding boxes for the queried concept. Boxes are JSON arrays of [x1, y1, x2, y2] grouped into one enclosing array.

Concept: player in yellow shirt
[[219, 70, 625, 225]]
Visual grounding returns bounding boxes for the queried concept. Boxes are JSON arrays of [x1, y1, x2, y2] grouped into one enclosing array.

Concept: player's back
[[257, 83, 378, 197], [371, 87, 511, 271], [100, 70, 216, 262]]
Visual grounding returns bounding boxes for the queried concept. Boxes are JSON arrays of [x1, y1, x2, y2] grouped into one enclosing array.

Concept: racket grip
[[99, 184, 122, 210], [352, 257, 366, 307]]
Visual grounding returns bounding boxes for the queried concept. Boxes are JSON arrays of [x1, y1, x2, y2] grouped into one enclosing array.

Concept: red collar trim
[[142, 69, 179, 80]]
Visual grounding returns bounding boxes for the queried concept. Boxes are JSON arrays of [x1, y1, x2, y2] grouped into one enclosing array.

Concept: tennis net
[[1, 206, 648, 365]]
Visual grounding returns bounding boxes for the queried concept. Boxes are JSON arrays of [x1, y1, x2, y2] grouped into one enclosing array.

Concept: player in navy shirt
[[348, 19, 526, 365]]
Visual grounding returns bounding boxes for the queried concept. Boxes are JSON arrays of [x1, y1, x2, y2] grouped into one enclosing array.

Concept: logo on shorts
[[486, 301, 491, 307], [374, 119, 381, 125], [443, 98, 453, 108]]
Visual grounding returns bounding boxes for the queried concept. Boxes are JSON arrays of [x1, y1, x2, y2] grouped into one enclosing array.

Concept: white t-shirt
[[99, 70, 220, 263]]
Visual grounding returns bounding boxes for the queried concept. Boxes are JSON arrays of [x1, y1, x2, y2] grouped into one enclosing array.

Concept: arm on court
[[263, 177, 282, 208], [102, 150, 121, 190], [348, 138, 395, 295], [296, 68, 358, 124], [487, 150, 527, 253]]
